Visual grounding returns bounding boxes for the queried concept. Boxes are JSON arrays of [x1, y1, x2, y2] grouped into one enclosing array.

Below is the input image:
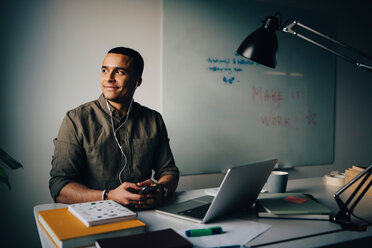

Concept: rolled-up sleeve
[[49, 113, 84, 202]]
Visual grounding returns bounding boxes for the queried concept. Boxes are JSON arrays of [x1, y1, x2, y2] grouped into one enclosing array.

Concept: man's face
[[100, 53, 139, 103]]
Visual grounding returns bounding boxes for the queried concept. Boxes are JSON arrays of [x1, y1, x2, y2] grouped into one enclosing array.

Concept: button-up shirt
[[49, 94, 179, 201]]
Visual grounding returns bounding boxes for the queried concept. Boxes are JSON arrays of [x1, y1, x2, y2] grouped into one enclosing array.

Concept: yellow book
[[38, 208, 146, 248]]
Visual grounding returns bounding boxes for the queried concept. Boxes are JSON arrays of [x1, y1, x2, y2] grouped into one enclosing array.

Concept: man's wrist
[[157, 183, 169, 199]]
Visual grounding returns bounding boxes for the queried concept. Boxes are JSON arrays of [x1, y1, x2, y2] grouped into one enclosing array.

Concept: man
[[49, 47, 179, 210]]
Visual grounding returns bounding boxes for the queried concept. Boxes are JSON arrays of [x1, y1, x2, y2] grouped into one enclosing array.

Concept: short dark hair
[[107, 47, 144, 77]]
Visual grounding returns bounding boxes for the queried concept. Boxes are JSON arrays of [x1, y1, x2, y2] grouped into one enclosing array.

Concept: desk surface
[[34, 177, 372, 248]]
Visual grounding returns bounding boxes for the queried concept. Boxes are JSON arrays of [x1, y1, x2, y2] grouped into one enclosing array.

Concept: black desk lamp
[[237, 14, 372, 230], [237, 14, 372, 71], [333, 164, 372, 230]]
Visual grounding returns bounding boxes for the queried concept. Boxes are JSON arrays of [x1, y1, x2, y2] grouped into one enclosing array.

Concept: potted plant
[[0, 148, 23, 189]]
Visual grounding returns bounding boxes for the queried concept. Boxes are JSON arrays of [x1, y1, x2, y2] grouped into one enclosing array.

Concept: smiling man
[[49, 47, 179, 209]]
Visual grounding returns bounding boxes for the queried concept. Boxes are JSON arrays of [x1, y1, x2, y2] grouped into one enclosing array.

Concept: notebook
[[256, 193, 331, 220], [95, 228, 192, 248], [156, 159, 277, 223], [68, 200, 137, 227]]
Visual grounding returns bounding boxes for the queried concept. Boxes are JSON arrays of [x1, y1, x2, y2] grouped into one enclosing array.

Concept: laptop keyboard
[[178, 203, 211, 219]]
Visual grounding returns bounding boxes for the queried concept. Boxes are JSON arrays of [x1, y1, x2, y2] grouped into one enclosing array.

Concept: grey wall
[[0, 0, 371, 247]]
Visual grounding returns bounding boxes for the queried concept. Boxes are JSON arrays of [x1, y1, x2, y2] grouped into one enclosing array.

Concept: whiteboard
[[163, 0, 335, 175]]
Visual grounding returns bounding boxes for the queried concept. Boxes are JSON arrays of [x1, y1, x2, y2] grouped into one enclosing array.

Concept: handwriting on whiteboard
[[252, 86, 283, 106], [207, 54, 259, 84], [251, 85, 317, 128], [261, 115, 291, 127], [207, 54, 318, 128]]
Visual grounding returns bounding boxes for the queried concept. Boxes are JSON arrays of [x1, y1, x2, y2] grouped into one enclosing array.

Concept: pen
[[185, 226, 223, 237]]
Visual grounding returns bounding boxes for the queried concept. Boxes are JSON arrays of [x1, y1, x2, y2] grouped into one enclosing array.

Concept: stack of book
[[256, 193, 331, 220], [38, 200, 146, 248], [345, 166, 372, 196]]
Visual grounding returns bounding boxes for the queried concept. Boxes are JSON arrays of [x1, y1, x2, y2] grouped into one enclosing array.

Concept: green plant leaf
[[0, 148, 23, 170], [0, 167, 11, 189]]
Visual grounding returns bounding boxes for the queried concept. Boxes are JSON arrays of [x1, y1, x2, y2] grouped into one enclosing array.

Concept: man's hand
[[108, 180, 164, 210], [108, 182, 148, 208], [133, 179, 163, 210], [56, 174, 178, 206]]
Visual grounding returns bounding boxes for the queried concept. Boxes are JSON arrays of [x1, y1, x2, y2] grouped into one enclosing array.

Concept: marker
[[185, 226, 223, 237]]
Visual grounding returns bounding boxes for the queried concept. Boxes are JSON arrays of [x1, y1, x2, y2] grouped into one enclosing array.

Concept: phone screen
[[138, 185, 160, 194]]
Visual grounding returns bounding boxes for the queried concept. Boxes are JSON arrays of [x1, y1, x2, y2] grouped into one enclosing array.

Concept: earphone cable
[[106, 98, 134, 184]]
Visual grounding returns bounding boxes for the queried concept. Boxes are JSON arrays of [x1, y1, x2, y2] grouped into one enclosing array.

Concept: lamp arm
[[332, 164, 372, 228], [349, 178, 372, 214], [335, 164, 372, 197], [283, 21, 372, 72]]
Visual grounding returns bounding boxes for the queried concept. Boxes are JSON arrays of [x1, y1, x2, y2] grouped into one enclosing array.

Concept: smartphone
[[138, 185, 161, 194]]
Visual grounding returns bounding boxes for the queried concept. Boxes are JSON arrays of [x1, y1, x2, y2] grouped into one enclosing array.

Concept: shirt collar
[[98, 94, 111, 116], [98, 94, 138, 119]]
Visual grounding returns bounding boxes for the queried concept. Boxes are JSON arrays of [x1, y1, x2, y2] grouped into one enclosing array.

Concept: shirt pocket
[[130, 138, 156, 181]]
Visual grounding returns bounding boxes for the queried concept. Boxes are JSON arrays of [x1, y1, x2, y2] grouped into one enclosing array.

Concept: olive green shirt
[[49, 94, 179, 201]]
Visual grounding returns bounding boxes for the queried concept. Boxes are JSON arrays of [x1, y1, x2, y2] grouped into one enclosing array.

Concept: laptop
[[156, 159, 277, 223]]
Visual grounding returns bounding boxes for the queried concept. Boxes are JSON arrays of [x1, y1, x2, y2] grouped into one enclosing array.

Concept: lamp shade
[[237, 16, 279, 68]]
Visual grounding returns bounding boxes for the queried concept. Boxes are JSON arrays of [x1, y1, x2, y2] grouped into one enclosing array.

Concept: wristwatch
[[102, 188, 110, 200], [158, 183, 169, 199]]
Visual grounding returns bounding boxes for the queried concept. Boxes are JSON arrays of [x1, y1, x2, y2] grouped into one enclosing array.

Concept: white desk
[[34, 177, 372, 247]]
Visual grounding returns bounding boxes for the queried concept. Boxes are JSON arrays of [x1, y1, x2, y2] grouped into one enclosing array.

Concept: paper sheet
[[178, 218, 271, 247]]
